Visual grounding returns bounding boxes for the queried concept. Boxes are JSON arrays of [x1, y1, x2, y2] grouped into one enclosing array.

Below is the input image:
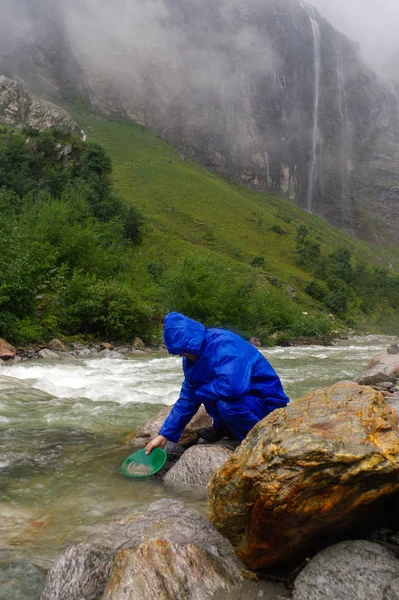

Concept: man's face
[[179, 352, 198, 362]]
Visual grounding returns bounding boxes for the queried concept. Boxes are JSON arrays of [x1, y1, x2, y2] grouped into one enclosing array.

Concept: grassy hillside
[[1, 106, 398, 344], [65, 104, 399, 334]]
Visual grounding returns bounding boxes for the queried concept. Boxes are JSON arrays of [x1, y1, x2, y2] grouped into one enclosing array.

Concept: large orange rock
[[0, 338, 16, 360], [208, 382, 399, 570]]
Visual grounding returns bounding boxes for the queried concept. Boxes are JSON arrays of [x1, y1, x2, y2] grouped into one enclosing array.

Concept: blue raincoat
[[159, 312, 289, 442]]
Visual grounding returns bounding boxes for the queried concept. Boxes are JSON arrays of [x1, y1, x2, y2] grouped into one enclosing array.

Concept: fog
[[311, 0, 399, 76]]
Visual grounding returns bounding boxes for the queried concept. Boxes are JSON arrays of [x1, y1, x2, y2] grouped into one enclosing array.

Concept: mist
[[310, 0, 399, 77]]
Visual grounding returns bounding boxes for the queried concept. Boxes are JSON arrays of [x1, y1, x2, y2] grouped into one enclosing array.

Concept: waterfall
[[307, 11, 321, 212], [336, 46, 353, 234]]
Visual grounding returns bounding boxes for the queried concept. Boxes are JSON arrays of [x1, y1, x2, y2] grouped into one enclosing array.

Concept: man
[[146, 312, 289, 454]]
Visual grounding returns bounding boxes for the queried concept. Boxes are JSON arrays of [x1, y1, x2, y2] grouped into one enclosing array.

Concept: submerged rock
[[164, 445, 232, 490], [131, 405, 212, 448], [208, 382, 399, 569], [292, 540, 399, 600], [103, 541, 242, 600], [0, 551, 45, 600], [41, 543, 115, 600]]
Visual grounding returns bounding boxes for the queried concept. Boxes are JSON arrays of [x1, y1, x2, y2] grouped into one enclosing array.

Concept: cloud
[[310, 0, 399, 75]]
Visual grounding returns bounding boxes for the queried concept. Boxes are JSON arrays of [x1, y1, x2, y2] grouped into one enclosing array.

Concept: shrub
[[305, 279, 329, 302]]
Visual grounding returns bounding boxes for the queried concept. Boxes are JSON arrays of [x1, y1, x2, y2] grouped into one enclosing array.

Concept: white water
[[307, 10, 321, 212]]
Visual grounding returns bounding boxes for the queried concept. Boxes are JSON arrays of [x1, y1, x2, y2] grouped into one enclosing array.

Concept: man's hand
[[145, 434, 167, 455]]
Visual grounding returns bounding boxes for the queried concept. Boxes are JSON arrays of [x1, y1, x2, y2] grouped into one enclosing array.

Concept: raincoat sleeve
[[159, 379, 201, 443], [194, 347, 253, 402]]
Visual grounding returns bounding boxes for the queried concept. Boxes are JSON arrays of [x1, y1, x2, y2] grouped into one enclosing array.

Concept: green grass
[[69, 105, 398, 266]]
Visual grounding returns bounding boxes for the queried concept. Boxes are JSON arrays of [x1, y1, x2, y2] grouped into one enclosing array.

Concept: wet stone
[[292, 540, 399, 600], [0, 553, 45, 600]]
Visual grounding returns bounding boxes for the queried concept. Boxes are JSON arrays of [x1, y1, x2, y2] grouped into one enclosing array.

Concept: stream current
[[0, 336, 393, 568]]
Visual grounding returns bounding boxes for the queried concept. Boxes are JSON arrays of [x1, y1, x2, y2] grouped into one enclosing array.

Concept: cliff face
[[1, 0, 398, 242], [0, 76, 76, 132]]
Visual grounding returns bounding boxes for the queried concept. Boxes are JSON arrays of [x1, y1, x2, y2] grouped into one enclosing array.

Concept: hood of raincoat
[[163, 312, 206, 355]]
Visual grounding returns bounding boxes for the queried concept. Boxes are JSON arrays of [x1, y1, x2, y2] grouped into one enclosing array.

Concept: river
[[0, 336, 393, 569]]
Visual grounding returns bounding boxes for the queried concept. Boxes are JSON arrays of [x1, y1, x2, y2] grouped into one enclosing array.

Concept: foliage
[[0, 129, 150, 342]]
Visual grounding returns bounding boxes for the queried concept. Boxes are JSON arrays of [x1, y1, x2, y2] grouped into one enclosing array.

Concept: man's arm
[[146, 380, 200, 453]]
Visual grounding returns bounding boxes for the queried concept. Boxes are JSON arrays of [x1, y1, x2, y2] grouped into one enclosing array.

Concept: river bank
[[0, 332, 352, 365]]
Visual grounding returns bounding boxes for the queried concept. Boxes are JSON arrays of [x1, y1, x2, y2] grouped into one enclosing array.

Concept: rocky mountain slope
[[0, 76, 76, 132], [1, 0, 398, 243]]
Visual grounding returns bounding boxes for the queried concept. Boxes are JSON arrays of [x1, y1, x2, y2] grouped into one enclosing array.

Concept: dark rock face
[[208, 383, 399, 569], [292, 540, 399, 600]]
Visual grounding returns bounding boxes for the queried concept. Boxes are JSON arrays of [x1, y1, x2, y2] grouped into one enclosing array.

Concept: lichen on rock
[[208, 382, 399, 569]]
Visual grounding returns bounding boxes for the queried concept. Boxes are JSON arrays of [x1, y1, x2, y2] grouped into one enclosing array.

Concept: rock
[[133, 337, 145, 349], [46, 339, 69, 353], [38, 349, 59, 360], [292, 540, 399, 600], [131, 405, 212, 448], [388, 344, 399, 355], [164, 441, 186, 463], [374, 382, 397, 391], [86, 499, 243, 567], [355, 360, 399, 386], [368, 353, 399, 370], [78, 348, 92, 356], [249, 337, 262, 348], [117, 346, 130, 354], [101, 343, 113, 350], [164, 445, 232, 490], [384, 576, 399, 600], [102, 541, 242, 600], [41, 543, 115, 600], [208, 382, 399, 569], [0, 76, 76, 132], [0, 339, 16, 361]]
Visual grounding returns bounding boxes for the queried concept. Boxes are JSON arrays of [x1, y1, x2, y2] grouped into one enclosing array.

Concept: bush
[[289, 315, 332, 337], [250, 254, 265, 268], [56, 273, 155, 339], [305, 279, 329, 302]]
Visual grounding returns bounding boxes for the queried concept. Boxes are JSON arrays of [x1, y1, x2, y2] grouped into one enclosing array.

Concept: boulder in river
[[102, 541, 242, 600], [0, 338, 16, 361], [164, 444, 232, 490], [387, 344, 399, 355], [41, 543, 115, 600], [208, 382, 399, 569], [355, 355, 399, 385], [292, 540, 399, 600], [131, 405, 212, 448]]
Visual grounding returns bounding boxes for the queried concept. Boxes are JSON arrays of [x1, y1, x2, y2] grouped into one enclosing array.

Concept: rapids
[[0, 336, 393, 567]]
